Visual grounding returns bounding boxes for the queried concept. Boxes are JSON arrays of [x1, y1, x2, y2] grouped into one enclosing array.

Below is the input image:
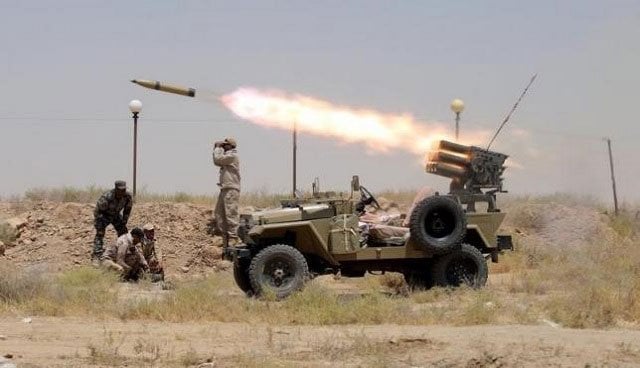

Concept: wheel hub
[[265, 260, 291, 287]]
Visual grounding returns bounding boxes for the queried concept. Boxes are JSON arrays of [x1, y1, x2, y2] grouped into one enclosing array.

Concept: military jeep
[[223, 140, 513, 298]]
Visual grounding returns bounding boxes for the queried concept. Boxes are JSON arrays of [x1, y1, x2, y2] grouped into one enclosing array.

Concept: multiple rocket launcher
[[426, 140, 508, 190]]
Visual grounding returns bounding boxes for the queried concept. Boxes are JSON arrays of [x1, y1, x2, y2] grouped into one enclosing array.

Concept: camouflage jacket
[[141, 236, 162, 262], [94, 189, 133, 221], [213, 147, 241, 190], [103, 233, 147, 270]]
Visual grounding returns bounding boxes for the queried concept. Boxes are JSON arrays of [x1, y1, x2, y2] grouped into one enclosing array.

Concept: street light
[[450, 98, 465, 141], [128, 99, 142, 198]]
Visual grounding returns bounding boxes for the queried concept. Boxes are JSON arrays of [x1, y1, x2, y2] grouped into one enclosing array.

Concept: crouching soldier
[[92, 180, 133, 264], [101, 227, 148, 281], [142, 223, 164, 282]]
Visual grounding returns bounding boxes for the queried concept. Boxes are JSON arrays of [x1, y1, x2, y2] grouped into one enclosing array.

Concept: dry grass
[[21, 185, 291, 208], [2, 193, 640, 330]]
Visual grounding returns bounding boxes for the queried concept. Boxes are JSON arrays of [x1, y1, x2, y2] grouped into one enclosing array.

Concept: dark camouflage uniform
[[93, 189, 133, 258]]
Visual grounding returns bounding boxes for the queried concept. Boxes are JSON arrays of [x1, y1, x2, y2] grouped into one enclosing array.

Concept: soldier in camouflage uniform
[[213, 137, 241, 247], [101, 227, 148, 281], [141, 223, 164, 282], [93, 180, 133, 262]]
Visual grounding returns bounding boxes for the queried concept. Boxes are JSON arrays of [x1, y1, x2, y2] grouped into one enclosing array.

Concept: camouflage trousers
[[93, 215, 127, 258], [214, 188, 240, 240], [101, 258, 145, 282], [147, 255, 163, 275]]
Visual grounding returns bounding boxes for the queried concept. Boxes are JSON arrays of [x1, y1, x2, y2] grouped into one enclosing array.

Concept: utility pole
[[605, 138, 619, 216], [293, 120, 297, 197]]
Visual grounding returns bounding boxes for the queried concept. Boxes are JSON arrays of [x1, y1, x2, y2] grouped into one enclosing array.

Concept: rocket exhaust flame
[[220, 87, 487, 156], [131, 77, 490, 158]]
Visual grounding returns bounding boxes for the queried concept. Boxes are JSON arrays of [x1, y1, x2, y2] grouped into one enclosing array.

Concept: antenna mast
[[486, 74, 538, 150]]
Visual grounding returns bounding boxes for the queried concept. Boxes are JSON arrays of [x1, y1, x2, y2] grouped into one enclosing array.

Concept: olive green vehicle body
[[227, 193, 510, 277], [224, 140, 513, 294]]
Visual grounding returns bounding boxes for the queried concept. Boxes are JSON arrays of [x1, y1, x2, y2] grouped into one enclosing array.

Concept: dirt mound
[[0, 201, 226, 277], [504, 202, 617, 248]]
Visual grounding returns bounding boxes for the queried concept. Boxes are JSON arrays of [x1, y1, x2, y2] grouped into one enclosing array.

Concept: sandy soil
[[2, 317, 640, 367]]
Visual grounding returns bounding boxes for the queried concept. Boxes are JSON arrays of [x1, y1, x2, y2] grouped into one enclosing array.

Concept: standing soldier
[[213, 137, 241, 247], [92, 180, 133, 264], [101, 227, 148, 281], [141, 223, 164, 282]]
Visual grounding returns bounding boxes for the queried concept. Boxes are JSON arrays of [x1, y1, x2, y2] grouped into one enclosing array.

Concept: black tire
[[249, 244, 309, 299], [409, 195, 466, 254], [431, 244, 488, 288], [403, 271, 434, 291], [233, 257, 254, 296]]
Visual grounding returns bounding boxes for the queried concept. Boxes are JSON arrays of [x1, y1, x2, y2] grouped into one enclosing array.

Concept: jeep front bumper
[[222, 246, 251, 261]]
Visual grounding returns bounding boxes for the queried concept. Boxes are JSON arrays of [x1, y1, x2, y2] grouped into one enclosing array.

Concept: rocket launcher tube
[[430, 150, 471, 166], [438, 140, 472, 155], [425, 162, 468, 178]]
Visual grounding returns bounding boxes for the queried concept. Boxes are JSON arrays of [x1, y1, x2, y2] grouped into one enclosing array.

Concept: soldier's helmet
[[114, 180, 127, 190], [224, 137, 237, 148]]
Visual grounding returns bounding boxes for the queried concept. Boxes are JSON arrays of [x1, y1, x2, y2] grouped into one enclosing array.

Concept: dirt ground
[[2, 316, 640, 367]]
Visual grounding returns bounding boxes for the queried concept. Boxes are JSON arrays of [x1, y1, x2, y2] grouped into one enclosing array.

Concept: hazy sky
[[1, 1, 639, 203]]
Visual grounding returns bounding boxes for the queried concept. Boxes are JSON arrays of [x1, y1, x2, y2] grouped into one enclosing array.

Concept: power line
[[0, 115, 631, 142], [0, 116, 240, 123]]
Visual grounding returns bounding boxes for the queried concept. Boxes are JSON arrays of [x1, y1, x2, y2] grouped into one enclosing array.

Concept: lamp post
[[450, 98, 465, 141], [128, 99, 142, 198], [292, 119, 297, 197]]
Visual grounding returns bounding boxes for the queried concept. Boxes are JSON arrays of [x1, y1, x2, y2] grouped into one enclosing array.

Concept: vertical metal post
[[606, 138, 619, 216], [293, 120, 297, 197], [455, 112, 460, 141], [133, 112, 138, 198]]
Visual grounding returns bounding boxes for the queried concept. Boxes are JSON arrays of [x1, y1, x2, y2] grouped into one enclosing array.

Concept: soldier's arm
[[154, 242, 163, 263], [213, 147, 236, 166], [137, 247, 149, 270], [94, 194, 108, 217], [122, 195, 133, 223], [115, 240, 130, 270]]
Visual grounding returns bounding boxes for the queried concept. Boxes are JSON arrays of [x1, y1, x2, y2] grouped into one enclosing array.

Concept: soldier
[[213, 137, 241, 247], [92, 180, 133, 264], [101, 227, 148, 281], [141, 223, 164, 282]]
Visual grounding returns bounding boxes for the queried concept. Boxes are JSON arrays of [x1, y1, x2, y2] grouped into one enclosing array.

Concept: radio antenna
[[486, 74, 537, 150]]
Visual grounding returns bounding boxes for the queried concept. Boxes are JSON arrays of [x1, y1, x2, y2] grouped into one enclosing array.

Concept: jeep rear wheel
[[249, 244, 309, 299], [432, 244, 488, 288], [233, 257, 254, 296], [409, 195, 466, 254]]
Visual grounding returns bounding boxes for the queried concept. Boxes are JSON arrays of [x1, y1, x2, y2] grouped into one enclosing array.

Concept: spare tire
[[409, 195, 466, 254]]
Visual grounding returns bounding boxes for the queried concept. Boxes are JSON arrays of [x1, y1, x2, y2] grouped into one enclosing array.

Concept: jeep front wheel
[[249, 244, 309, 299], [431, 244, 488, 288]]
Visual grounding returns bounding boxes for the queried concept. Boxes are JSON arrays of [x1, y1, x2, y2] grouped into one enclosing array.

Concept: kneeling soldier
[[101, 227, 148, 281], [142, 223, 164, 282]]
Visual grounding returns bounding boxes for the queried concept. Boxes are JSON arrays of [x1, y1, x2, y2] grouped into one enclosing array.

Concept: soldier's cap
[[223, 137, 237, 147], [143, 223, 155, 231], [114, 180, 127, 190], [130, 227, 144, 238]]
